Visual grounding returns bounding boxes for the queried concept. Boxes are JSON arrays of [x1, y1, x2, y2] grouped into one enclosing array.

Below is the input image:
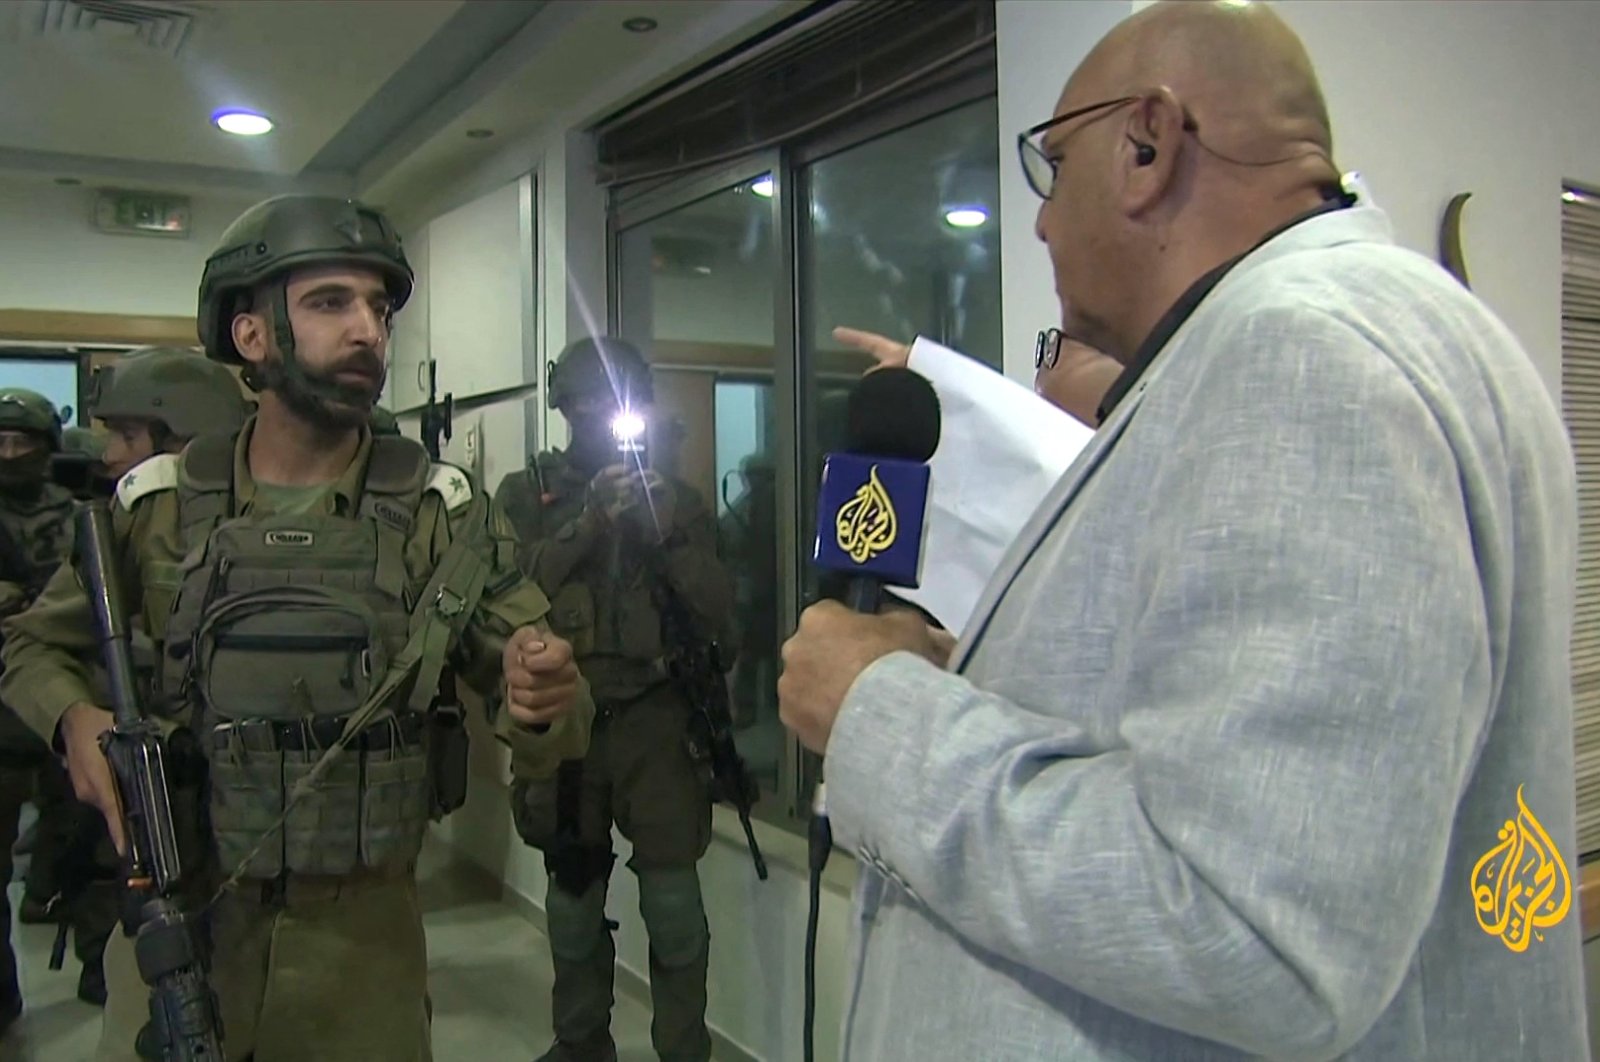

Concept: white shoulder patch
[[115, 453, 180, 510], [425, 462, 474, 513]]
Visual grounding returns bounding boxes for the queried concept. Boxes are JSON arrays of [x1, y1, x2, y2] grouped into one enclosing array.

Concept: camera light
[[612, 410, 646, 444]]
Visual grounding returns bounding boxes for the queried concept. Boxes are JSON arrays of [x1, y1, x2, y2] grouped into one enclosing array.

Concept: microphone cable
[[804, 783, 832, 1062]]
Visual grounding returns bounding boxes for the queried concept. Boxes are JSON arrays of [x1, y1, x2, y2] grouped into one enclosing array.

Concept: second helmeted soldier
[[495, 338, 734, 1062]]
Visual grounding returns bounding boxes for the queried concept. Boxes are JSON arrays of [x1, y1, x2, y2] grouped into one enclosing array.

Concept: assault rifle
[[419, 361, 453, 463], [76, 501, 224, 1061], [659, 589, 768, 881]]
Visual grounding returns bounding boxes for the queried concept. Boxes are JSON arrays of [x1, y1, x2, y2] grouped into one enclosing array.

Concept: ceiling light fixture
[[944, 206, 989, 228], [750, 174, 775, 198], [623, 17, 658, 33], [213, 109, 273, 136], [466, 128, 495, 140]]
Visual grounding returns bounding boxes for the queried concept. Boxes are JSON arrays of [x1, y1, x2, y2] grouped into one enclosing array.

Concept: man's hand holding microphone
[[777, 360, 948, 755], [780, 607, 953, 753]]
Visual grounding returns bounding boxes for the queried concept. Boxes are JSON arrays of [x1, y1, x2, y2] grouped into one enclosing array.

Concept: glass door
[[612, 158, 800, 810]]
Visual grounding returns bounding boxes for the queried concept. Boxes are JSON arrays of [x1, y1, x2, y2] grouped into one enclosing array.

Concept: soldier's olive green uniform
[[32, 349, 255, 1009], [2, 422, 584, 1061], [0, 195, 587, 1062], [0, 387, 72, 1027], [497, 437, 734, 1062]]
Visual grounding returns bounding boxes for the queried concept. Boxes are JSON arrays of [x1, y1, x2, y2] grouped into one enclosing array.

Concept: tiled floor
[[0, 837, 670, 1062]]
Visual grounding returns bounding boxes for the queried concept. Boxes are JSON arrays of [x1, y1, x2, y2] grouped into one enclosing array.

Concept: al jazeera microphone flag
[[813, 453, 930, 589]]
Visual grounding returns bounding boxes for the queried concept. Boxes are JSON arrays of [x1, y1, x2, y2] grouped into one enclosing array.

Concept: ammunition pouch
[[514, 759, 614, 895], [188, 586, 392, 723], [427, 700, 469, 820], [207, 712, 430, 878], [509, 776, 559, 851]]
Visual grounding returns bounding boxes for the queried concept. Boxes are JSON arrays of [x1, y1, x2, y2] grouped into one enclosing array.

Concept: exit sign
[[93, 189, 190, 238]]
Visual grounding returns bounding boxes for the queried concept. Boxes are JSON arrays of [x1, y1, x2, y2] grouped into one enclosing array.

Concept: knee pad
[[636, 866, 708, 969], [544, 880, 610, 963]]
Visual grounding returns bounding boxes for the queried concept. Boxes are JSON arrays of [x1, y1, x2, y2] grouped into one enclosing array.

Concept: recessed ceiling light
[[54, 177, 81, 186], [623, 17, 658, 32], [750, 175, 774, 198], [213, 110, 273, 136], [944, 206, 988, 228], [466, 128, 495, 140]]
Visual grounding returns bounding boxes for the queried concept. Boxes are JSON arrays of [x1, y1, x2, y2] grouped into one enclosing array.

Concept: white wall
[[995, 0, 1600, 399], [1277, 0, 1600, 398], [995, 0, 1131, 384], [0, 174, 257, 318]]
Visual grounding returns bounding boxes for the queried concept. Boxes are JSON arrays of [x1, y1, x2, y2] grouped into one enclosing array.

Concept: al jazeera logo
[[835, 465, 897, 563], [1470, 785, 1571, 953]]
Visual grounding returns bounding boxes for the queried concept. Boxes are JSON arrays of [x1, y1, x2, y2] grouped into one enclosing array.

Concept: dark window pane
[[615, 179, 785, 795], [799, 99, 1003, 600]]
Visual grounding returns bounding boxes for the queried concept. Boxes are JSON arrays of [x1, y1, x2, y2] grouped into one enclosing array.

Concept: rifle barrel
[[738, 808, 769, 881], [76, 502, 142, 730]]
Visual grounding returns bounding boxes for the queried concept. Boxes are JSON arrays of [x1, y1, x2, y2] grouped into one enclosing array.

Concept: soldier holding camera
[[493, 337, 734, 1062]]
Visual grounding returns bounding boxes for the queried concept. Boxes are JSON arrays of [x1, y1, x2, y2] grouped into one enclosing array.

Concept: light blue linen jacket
[[826, 205, 1587, 1061]]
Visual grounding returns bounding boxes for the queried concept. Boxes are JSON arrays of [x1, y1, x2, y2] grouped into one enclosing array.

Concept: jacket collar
[[1096, 192, 1372, 422], [953, 203, 1398, 671]]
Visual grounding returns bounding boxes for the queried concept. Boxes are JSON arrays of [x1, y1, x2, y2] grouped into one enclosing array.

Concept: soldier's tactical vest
[[153, 433, 468, 880], [500, 455, 666, 699]]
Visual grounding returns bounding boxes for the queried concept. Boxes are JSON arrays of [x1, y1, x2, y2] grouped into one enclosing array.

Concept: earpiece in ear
[[1130, 138, 1156, 166]]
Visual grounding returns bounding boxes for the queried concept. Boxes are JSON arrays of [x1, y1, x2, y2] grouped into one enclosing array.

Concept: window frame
[[0, 345, 99, 425]]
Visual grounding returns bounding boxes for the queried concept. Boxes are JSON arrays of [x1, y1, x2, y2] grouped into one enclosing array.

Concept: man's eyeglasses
[[1017, 96, 1138, 201], [1035, 328, 1065, 371]]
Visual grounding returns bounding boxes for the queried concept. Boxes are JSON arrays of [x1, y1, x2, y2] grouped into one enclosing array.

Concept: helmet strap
[[269, 277, 296, 363]]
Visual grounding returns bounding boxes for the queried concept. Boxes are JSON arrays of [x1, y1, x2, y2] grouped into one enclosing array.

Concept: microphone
[[813, 367, 943, 612], [802, 366, 941, 1062]]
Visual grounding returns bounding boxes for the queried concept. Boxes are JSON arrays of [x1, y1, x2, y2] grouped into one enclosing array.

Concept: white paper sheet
[[897, 338, 1094, 634]]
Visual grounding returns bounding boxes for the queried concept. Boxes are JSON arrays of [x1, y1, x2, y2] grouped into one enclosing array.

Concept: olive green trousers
[[97, 866, 429, 1062], [514, 686, 713, 1062]]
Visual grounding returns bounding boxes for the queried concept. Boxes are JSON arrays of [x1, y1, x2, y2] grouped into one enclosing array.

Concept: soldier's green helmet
[[546, 337, 653, 410], [90, 347, 252, 439], [61, 426, 107, 459], [0, 388, 63, 451], [197, 195, 413, 364]]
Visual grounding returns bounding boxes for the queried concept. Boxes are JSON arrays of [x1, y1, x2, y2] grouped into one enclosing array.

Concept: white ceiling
[[360, 0, 808, 215], [0, 0, 806, 202], [0, 0, 462, 177]]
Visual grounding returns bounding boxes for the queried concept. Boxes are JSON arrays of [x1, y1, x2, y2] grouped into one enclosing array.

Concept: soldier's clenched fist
[[503, 625, 580, 726]]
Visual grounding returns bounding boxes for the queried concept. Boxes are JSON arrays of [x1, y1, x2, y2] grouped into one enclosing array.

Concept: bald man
[[780, 4, 1585, 1060]]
